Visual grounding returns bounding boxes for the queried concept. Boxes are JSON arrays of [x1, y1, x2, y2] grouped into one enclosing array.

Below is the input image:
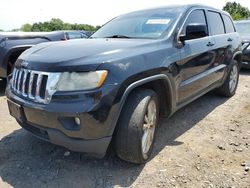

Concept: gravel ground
[[0, 71, 249, 188]]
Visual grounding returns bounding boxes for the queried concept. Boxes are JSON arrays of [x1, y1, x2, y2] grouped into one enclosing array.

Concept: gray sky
[[1, 0, 250, 30]]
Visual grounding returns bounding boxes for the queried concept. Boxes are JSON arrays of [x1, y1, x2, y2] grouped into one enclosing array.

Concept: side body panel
[[177, 36, 217, 103]]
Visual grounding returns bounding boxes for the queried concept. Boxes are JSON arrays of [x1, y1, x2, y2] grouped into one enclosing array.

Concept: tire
[[217, 61, 239, 97], [115, 89, 159, 164]]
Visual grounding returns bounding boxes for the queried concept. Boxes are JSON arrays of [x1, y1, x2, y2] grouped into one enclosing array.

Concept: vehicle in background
[[0, 30, 87, 80], [64, 30, 89, 40], [81, 30, 94, 38], [234, 20, 250, 69], [6, 5, 242, 164]]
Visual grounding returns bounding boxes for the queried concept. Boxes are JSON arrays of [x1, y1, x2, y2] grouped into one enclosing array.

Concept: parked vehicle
[[65, 30, 89, 40], [0, 30, 87, 79], [6, 5, 242, 164], [234, 20, 250, 69]]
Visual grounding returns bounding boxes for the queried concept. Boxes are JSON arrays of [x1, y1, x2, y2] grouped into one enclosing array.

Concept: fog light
[[74, 117, 81, 125]]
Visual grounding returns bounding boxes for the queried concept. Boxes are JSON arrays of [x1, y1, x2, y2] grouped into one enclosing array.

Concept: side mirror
[[180, 23, 207, 42]]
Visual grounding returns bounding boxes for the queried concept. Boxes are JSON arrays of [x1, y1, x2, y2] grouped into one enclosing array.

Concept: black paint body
[[6, 5, 242, 157]]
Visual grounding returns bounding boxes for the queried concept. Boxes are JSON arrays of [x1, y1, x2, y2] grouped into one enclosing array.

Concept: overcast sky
[[0, 0, 250, 30]]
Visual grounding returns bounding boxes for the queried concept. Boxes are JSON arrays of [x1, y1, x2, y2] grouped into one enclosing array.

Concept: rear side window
[[207, 11, 225, 35], [222, 15, 235, 33], [181, 9, 207, 35]]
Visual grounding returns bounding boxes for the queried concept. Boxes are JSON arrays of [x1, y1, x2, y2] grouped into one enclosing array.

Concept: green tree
[[223, 2, 250, 20], [11, 28, 20, 32], [0, 29, 3, 32], [31, 23, 41, 31], [17, 18, 100, 32], [20, 23, 32, 31], [95, 25, 101, 30], [63, 23, 73, 30], [49, 18, 64, 31]]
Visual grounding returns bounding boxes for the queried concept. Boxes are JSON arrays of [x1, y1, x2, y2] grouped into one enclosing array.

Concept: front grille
[[11, 68, 60, 104]]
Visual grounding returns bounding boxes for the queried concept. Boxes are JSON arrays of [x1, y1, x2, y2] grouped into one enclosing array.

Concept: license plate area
[[7, 100, 25, 121]]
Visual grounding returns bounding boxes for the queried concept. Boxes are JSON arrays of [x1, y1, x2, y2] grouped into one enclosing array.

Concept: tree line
[[223, 2, 250, 20], [19, 18, 100, 32]]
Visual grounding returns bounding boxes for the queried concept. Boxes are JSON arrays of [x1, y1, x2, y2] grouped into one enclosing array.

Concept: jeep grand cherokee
[[6, 5, 242, 164]]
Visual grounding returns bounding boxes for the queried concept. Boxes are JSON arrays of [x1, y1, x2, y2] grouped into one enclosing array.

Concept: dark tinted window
[[207, 11, 225, 35], [181, 9, 207, 35], [67, 32, 82, 39], [222, 15, 235, 33]]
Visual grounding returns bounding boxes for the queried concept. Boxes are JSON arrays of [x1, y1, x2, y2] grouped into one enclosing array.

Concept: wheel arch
[[109, 73, 176, 149], [233, 51, 242, 66], [112, 74, 175, 130]]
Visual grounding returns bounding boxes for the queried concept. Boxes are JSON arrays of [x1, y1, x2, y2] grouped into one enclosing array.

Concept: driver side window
[[180, 9, 207, 36]]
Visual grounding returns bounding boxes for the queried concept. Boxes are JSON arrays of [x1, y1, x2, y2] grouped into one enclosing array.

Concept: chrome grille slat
[[35, 74, 43, 99], [12, 69, 16, 88], [22, 70, 28, 97], [14, 69, 19, 90], [16, 70, 22, 93], [10, 68, 56, 104], [28, 72, 35, 99]]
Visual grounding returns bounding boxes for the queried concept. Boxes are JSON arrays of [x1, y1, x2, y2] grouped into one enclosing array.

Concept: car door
[[205, 11, 231, 83], [176, 9, 217, 104], [221, 13, 240, 65]]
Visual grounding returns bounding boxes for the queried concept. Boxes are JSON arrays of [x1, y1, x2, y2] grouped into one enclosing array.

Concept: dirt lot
[[0, 71, 249, 188]]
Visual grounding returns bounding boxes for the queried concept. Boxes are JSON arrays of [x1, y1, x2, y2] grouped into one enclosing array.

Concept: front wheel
[[217, 61, 240, 97], [115, 89, 159, 164]]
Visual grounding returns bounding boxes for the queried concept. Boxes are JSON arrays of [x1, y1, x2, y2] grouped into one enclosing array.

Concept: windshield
[[235, 21, 250, 37], [92, 8, 183, 39]]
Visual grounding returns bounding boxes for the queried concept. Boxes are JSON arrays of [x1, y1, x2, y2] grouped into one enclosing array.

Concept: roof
[[119, 4, 229, 18]]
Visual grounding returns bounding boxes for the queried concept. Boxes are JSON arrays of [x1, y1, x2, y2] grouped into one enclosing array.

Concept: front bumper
[[6, 84, 120, 157], [18, 120, 111, 157]]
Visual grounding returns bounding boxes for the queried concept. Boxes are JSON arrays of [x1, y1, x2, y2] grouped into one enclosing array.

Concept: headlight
[[56, 70, 108, 91]]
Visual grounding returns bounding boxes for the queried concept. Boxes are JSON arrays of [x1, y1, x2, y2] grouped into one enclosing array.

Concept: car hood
[[19, 38, 157, 72]]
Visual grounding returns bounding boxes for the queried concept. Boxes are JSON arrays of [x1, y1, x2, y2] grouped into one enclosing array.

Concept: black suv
[[6, 5, 242, 164]]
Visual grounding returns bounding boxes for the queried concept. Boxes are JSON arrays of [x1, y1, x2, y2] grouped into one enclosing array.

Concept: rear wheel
[[217, 61, 239, 97], [115, 89, 159, 164]]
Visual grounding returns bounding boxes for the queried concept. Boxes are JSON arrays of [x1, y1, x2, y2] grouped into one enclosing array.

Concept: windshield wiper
[[105, 35, 131, 39]]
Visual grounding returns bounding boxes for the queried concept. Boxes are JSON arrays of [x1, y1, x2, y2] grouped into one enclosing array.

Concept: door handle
[[207, 42, 215, 47], [227, 38, 233, 42]]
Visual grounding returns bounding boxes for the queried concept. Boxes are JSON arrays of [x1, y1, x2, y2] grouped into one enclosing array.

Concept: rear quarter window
[[207, 11, 225, 35], [222, 15, 235, 33]]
